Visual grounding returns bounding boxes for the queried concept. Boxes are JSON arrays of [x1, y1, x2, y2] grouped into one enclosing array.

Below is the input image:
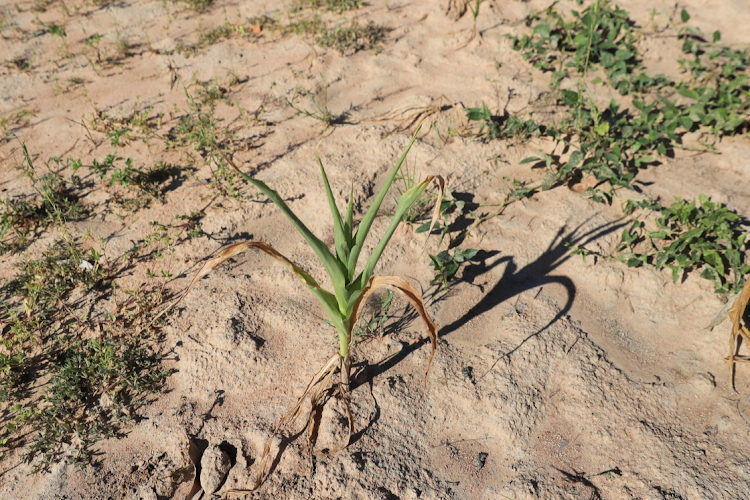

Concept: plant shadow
[[364, 217, 626, 382]]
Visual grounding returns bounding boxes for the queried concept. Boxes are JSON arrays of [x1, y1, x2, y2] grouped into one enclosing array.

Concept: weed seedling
[[174, 0, 213, 13], [164, 127, 443, 489], [617, 196, 749, 294], [352, 289, 395, 340], [294, 0, 363, 13], [286, 85, 335, 133], [317, 22, 386, 55], [0, 144, 83, 253], [429, 248, 479, 289]]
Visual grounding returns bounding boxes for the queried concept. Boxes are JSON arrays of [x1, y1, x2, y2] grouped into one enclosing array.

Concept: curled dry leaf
[[727, 278, 750, 389], [186, 437, 203, 500], [570, 174, 599, 193], [349, 275, 438, 378]]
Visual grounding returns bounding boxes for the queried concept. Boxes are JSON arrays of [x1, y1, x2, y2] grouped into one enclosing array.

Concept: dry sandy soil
[[1, 0, 750, 499]]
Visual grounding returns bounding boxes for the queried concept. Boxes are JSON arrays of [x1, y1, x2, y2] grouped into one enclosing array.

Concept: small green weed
[[22, 332, 170, 469], [480, 1, 750, 298], [465, 103, 500, 140], [0, 146, 83, 254], [0, 235, 174, 469], [286, 85, 335, 132], [293, 0, 363, 13], [510, 1, 745, 197], [415, 191, 468, 247], [174, 0, 213, 13], [429, 248, 479, 289], [510, 0, 668, 94], [1, 109, 34, 141], [286, 14, 325, 37], [91, 156, 174, 209], [166, 87, 244, 198], [90, 105, 163, 139], [618, 196, 749, 294], [674, 10, 750, 136], [317, 22, 386, 55], [465, 102, 543, 142], [569, 195, 749, 294], [352, 289, 395, 340]]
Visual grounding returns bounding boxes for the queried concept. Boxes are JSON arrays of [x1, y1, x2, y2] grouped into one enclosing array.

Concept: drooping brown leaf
[[180, 241, 322, 302], [727, 279, 750, 389], [186, 437, 203, 500], [349, 276, 438, 378], [356, 96, 455, 137], [142, 241, 322, 334]]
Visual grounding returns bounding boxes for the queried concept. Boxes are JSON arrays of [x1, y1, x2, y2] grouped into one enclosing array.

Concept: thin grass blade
[[217, 150, 349, 307]]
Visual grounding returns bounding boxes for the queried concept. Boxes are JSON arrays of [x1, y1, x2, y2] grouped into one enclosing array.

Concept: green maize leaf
[[168, 240, 346, 337], [218, 150, 350, 309], [316, 151, 349, 267], [347, 128, 421, 277], [351, 174, 443, 295], [344, 184, 355, 246]]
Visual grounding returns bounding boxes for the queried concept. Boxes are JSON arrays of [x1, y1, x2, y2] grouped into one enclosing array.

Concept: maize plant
[[171, 129, 443, 489]]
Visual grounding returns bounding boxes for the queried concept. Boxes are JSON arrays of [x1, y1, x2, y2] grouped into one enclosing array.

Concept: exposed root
[[354, 95, 456, 137]]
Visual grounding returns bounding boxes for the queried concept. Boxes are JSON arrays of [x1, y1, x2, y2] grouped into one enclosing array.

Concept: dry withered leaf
[[446, 0, 468, 20], [570, 174, 599, 193], [136, 241, 321, 336], [350, 275, 438, 378], [727, 278, 750, 389], [225, 354, 341, 495], [186, 437, 203, 500], [357, 95, 455, 137]]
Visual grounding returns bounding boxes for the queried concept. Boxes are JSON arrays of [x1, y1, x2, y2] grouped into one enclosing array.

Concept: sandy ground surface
[[1, 0, 750, 499]]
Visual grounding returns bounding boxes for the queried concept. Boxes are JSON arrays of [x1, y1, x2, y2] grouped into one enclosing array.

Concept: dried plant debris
[[185, 437, 204, 500], [360, 95, 456, 137], [446, 0, 468, 21], [727, 278, 750, 389]]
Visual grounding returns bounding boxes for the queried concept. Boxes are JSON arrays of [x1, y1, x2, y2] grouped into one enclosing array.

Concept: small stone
[[200, 445, 232, 494], [134, 485, 157, 500]]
